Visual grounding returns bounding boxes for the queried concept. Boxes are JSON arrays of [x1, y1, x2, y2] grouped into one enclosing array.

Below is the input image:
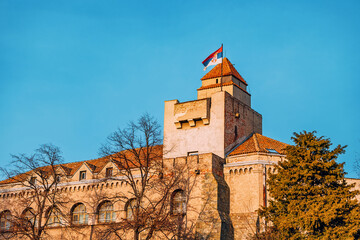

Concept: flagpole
[[220, 43, 223, 91]]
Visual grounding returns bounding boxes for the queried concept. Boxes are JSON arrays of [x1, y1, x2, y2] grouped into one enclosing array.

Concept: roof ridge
[[257, 134, 289, 146], [253, 133, 261, 152], [227, 133, 289, 157], [225, 133, 255, 157], [200, 58, 247, 85]]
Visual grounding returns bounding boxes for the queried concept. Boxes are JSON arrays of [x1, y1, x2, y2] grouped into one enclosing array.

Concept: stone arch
[[70, 203, 88, 225], [170, 189, 186, 216]]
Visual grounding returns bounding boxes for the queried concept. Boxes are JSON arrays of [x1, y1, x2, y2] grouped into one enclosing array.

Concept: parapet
[[174, 98, 211, 128]]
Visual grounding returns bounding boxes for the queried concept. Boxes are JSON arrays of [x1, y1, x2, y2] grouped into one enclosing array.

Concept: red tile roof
[[0, 145, 163, 185], [228, 133, 288, 156], [201, 58, 247, 86]]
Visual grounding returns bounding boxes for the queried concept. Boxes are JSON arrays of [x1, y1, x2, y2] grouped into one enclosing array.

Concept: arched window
[[98, 201, 115, 223], [171, 190, 186, 215], [71, 203, 88, 225], [126, 199, 137, 220], [22, 208, 35, 228], [46, 206, 62, 227], [0, 211, 11, 232]]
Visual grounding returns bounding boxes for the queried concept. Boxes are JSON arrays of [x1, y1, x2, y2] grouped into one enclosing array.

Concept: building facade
[[0, 58, 359, 239]]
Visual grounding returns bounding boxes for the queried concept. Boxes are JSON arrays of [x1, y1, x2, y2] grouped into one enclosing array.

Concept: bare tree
[[0, 144, 70, 240], [97, 114, 209, 240]]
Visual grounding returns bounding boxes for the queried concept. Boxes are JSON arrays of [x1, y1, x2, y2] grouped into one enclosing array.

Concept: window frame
[[0, 211, 11, 232], [79, 171, 86, 181], [125, 199, 137, 221], [46, 206, 62, 227], [106, 167, 113, 178], [98, 201, 116, 223], [71, 203, 88, 225], [22, 208, 36, 228], [171, 190, 186, 216]]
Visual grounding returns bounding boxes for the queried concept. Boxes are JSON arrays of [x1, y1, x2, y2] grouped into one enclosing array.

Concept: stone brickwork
[[224, 92, 262, 153]]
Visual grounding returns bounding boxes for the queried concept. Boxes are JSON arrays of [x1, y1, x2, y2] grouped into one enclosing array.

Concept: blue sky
[[0, 0, 359, 177]]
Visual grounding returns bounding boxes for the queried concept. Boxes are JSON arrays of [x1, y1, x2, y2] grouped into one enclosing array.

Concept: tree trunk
[[134, 228, 140, 240]]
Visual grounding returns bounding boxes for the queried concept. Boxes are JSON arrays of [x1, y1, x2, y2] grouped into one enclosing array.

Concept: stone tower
[[164, 58, 262, 158]]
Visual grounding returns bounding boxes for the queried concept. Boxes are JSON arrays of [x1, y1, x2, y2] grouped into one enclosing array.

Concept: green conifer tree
[[260, 131, 360, 240]]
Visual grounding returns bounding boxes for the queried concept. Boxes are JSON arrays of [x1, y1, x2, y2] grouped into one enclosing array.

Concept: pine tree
[[260, 131, 360, 240]]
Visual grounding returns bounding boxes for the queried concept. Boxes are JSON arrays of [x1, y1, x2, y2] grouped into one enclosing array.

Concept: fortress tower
[[164, 58, 262, 158]]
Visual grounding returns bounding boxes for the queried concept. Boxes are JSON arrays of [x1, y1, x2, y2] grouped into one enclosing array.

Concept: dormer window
[[56, 176, 61, 183], [266, 148, 279, 154], [106, 168, 113, 178], [79, 171, 86, 181], [30, 177, 36, 185]]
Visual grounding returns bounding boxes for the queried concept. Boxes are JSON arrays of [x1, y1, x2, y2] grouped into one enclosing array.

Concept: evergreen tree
[[260, 131, 360, 240]]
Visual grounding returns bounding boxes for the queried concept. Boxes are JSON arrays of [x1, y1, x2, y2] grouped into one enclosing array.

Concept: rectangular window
[[187, 151, 198, 156], [266, 148, 279, 154], [106, 168, 113, 177], [79, 171, 86, 180]]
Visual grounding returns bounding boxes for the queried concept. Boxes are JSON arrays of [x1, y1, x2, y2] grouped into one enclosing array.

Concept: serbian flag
[[202, 46, 223, 70]]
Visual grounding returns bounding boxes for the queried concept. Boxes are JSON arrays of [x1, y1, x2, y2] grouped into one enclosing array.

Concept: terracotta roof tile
[[228, 133, 288, 156], [0, 145, 163, 185], [201, 58, 247, 85]]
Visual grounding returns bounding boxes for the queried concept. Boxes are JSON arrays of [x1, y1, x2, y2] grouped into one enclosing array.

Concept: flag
[[202, 46, 223, 71]]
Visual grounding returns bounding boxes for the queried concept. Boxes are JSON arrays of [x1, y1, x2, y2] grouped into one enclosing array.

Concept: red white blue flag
[[202, 46, 223, 70]]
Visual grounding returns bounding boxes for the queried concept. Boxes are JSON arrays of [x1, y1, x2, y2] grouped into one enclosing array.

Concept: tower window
[[79, 171, 86, 181], [216, 79, 219, 84], [235, 126, 238, 139]]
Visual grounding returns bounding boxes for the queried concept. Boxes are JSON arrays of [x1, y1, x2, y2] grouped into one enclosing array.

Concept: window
[[266, 148, 279, 154], [47, 206, 62, 227], [98, 201, 115, 223], [216, 78, 219, 84], [22, 208, 35, 227], [106, 168, 113, 177], [126, 199, 137, 220], [71, 203, 88, 225], [56, 175, 61, 183], [187, 151, 198, 156], [0, 211, 11, 232], [79, 171, 86, 181], [171, 190, 186, 215], [30, 177, 37, 185]]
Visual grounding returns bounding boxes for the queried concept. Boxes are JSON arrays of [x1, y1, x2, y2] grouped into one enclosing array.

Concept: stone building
[[0, 58, 359, 239]]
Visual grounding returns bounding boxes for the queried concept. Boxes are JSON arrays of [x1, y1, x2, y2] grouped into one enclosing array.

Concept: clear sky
[[1, 0, 359, 178]]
